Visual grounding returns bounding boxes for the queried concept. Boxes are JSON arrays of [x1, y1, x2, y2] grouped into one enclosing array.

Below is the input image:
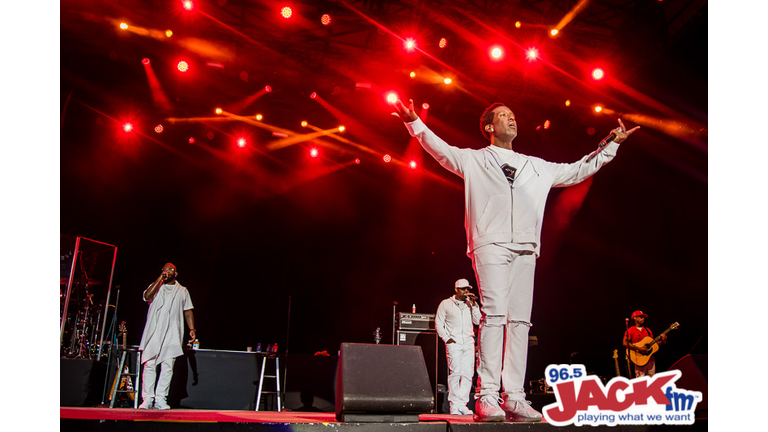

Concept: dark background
[[58, 0, 707, 382]]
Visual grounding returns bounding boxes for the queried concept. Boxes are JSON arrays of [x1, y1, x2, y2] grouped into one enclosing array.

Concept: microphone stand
[[391, 301, 398, 345], [624, 318, 632, 378]]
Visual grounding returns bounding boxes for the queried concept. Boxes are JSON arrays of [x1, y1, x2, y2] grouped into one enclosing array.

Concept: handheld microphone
[[599, 132, 616, 148]]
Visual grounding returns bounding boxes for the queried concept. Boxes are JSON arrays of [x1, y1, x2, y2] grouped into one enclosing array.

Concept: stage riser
[[61, 419, 708, 432]]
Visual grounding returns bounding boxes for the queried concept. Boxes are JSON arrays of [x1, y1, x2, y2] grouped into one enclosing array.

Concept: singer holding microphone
[[138, 263, 195, 410], [393, 99, 638, 422], [435, 278, 482, 415]]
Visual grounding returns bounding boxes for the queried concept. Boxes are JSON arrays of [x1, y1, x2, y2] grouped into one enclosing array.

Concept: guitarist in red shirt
[[623, 310, 667, 378]]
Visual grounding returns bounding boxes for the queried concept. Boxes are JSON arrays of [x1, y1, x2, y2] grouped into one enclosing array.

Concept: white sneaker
[[502, 397, 542, 422], [450, 404, 472, 415], [473, 395, 505, 422], [138, 399, 153, 410], [154, 399, 171, 410], [458, 406, 474, 415]]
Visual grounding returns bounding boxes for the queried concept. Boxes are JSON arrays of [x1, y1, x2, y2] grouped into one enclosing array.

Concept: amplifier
[[397, 313, 436, 331]]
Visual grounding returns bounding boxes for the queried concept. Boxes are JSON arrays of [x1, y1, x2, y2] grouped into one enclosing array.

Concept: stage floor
[[61, 407, 708, 431]]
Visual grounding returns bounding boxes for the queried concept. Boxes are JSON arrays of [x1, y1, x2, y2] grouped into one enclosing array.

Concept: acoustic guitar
[[628, 322, 679, 367]]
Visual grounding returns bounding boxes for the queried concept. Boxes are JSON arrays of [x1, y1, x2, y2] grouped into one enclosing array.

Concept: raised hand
[[391, 98, 418, 122]]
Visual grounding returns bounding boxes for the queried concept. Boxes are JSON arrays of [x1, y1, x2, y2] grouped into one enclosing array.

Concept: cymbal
[[61, 277, 102, 286]]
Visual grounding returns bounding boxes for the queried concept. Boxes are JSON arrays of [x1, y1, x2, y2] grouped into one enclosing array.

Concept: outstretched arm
[[391, 98, 418, 123]]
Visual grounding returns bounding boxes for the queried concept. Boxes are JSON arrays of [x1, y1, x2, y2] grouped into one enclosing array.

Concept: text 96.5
[[545, 364, 587, 385]]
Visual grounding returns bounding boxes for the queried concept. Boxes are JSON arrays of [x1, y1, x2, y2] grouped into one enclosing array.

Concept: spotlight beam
[[267, 128, 343, 151], [553, 0, 591, 33], [142, 62, 173, 110]]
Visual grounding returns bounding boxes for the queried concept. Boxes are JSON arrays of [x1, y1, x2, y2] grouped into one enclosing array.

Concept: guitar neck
[[650, 324, 677, 346]]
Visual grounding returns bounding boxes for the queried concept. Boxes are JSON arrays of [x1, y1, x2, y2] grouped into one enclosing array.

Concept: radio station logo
[[542, 364, 702, 427]]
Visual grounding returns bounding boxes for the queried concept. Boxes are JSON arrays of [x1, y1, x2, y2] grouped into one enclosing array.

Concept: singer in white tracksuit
[[435, 279, 482, 415], [393, 99, 637, 422]]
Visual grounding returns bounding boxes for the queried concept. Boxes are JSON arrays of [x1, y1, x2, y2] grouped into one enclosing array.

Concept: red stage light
[[154, 124, 164, 133], [592, 68, 605, 80], [264, 85, 272, 92], [386, 92, 398, 104], [490, 46, 504, 60], [281, 7, 292, 18], [544, 120, 551, 129], [594, 106, 603, 113], [310, 92, 317, 99], [409, 160, 417, 169], [439, 38, 447, 49], [404, 39, 416, 51], [189, 137, 196, 144], [422, 103, 430, 110], [310, 148, 319, 158], [183, 1, 193, 11], [383, 154, 392, 163], [321, 14, 331, 25], [355, 158, 361, 164], [526, 48, 538, 60], [177, 61, 189, 72], [142, 58, 150, 65], [123, 123, 134, 132], [237, 137, 247, 147], [515, 21, 522, 28]]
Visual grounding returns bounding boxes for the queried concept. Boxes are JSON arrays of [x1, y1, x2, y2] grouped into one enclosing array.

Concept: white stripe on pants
[[141, 357, 176, 403], [446, 341, 475, 410], [471, 243, 536, 401]]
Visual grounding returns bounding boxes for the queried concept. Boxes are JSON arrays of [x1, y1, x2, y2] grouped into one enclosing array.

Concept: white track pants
[[141, 357, 176, 403], [446, 341, 476, 410], [471, 243, 536, 401]]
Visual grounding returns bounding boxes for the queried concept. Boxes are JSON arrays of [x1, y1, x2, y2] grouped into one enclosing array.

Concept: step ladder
[[255, 354, 281, 412], [109, 346, 141, 408]]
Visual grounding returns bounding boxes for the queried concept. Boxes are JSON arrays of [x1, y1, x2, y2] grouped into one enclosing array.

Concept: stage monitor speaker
[[396, 330, 438, 405], [335, 343, 435, 422], [668, 354, 707, 416]]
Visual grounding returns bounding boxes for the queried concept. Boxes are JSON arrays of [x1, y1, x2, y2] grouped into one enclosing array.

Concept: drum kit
[[60, 276, 106, 359]]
